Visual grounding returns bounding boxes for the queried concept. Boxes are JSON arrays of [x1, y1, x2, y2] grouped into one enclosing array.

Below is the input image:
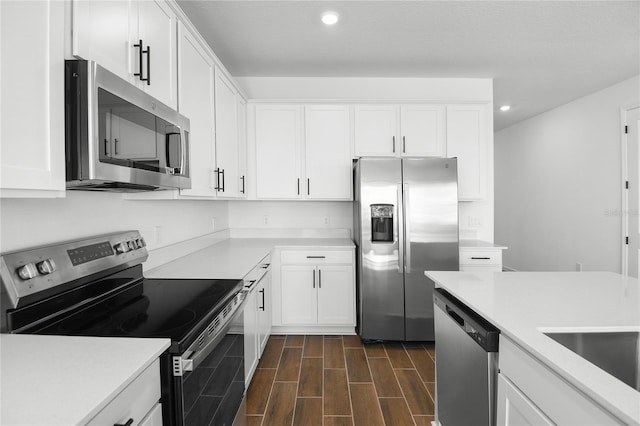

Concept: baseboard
[[271, 325, 357, 335]]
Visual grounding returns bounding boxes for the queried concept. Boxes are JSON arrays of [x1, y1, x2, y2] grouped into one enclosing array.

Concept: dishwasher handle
[[446, 305, 465, 327]]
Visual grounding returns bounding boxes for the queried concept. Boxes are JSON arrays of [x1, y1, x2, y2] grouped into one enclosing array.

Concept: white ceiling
[[177, 0, 640, 130]]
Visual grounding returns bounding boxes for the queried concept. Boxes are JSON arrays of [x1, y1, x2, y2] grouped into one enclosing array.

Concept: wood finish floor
[[245, 335, 436, 426]]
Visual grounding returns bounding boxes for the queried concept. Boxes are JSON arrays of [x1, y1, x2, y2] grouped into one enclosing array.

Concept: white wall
[[495, 75, 640, 272], [228, 200, 353, 236], [0, 192, 228, 253]]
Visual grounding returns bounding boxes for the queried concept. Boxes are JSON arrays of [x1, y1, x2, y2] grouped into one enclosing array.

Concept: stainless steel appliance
[[0, 231, 245, 426], [65, 60, 191, 192], [354, 157, 459, 341], [434, 288, 499, 426]]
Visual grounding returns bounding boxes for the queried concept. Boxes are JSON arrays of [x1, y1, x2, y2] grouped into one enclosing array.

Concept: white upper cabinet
[[237, 96, 248, 198], [255, 105, 304, 199], [354, 104, 446, 157], [446, 104, 488, 201], [304, 105, 352, 200], [400, 105, 446, 156], [176, 21, 216, 198], [0, 0, 65, 197], [353, 105, 400, 156], [73, 0, 178, 109], [214, 68, 242, 198], [255, 104, 351, 200]]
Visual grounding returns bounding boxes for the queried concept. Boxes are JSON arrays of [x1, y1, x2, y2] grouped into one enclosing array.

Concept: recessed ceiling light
[[500, 105, 511, 112], [321, 11, 339, 25]]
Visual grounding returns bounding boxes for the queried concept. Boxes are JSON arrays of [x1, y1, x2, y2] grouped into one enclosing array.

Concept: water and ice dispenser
[[370, 204, 394, 242]]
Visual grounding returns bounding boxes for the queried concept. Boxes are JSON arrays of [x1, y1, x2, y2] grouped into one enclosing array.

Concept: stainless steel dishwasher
[[434, 288, 500, 426]]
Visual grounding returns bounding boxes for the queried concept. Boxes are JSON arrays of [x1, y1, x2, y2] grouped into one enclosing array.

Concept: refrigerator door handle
[[397, 183, 404, 274], [403, 183, 411, 273]]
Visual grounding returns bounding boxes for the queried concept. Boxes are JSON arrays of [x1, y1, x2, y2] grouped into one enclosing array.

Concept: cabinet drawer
[[88, 359, 161, 426], [459, 250, 502, 266], [281, 250, 352, 265]]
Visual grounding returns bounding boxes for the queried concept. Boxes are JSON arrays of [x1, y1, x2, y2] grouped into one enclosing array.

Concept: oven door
[[168, 294, 246, 426]]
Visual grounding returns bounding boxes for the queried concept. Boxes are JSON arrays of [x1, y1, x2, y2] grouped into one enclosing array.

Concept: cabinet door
[[255, 105, 303, 199], [305, 105, 352, 199], [317, 265, 354, 325], [497, 374, 554, 426], [257, 270, 272, 354], [281, 265, 316, 324], [237, 95, 248, 198], [137, 0, 178, 108], [354, 105, 399, 156], [177, 22, 216, 198], [446, 104, 487, 200], [1, 0, 65, 195], [244, 287, 259, 385], [215, 69, 240, 197], [72, 0, 133, 83], [400, 105, 446, 157]]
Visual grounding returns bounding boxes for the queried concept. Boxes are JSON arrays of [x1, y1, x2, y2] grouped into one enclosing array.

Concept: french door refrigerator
[[354, 157, 459, 341]]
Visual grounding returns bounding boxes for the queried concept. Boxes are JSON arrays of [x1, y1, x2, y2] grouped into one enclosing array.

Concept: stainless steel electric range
[[0, 231, 247, 426]]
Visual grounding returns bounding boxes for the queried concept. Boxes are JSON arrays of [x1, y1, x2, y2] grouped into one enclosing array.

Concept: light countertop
[[0, 334, 170, 425], [424, 270, 640, 424], [147, 238, 354, 280], [459, 239, 508, 250]]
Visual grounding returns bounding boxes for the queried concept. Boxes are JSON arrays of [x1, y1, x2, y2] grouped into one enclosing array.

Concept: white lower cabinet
[[244, 256, 272, 385], [497, 336, 621, 425], [88, 359, 162, 426], [280, 250, 355, 330]]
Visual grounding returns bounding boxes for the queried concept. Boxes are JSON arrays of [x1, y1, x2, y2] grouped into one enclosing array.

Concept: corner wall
[[495, 75, 640, 272]]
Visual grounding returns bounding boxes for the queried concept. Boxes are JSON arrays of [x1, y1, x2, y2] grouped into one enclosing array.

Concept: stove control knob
[[17, 263, 38, 280], [128, 240, 137, 250], [137, 238, 146, 248], [114, 242, 129, 254], [37, 259, 56, 275]]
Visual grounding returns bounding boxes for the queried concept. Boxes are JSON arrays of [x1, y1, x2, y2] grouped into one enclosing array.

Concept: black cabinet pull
[[114, 138, 119, 156], [312, 270, 315, 288], [104, 139, 109, 156], [307, 178, 310, 195], [145, 44, 151, 85], [471, 257, 491, 260], [318, 269, 322, 288], [134, 39, 144, 81], [297, 178, 300, 195], [221, 169, 225, 192], [403, 136, 406, 153], [115, 419, 134, 426], [306, 256, 325, 259], [259, 288, 265, 310], [240, 175, 245, 194], [392, 136, 396, 153]]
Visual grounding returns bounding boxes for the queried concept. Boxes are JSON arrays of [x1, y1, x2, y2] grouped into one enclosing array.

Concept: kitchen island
[[425, 271, 640, 425]]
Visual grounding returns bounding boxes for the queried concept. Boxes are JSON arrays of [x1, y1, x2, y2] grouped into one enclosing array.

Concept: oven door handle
[[173, 293, 246, 376]]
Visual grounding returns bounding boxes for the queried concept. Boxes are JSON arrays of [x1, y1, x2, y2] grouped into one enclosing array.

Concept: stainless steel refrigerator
[[354, 157, 459, 341]]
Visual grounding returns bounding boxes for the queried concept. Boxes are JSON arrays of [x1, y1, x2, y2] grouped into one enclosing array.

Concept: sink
[[543, 331, 640, 391]]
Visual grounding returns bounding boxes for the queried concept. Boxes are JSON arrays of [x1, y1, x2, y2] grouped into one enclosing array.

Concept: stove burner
[[120, 308, 198, 336]]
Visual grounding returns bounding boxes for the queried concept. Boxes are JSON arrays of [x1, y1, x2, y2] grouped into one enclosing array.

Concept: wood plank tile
[[405, 346, 435, 382], [303, 335, 323, 357], [363, 343, 387, 358], [293, 397, 322, 426], [349, 383, 385, 426], [324, 335, 342, 338], [395, 369, 435, 415], [324, 337, 345, 368], [259, 337, 285, 369], [424, 342, 436, 359], [262, 382, 297, 426], [379, 398, 414, 426], [285, 335, 305, 347], [275, 347, 303, 382], [425, 382, 435, 401], [342, 334, 363, 348], [298, 358, 323, 397], [246, 368, 276, 414], [384, 342, 414, 368], [324, 369, 351, 415], [414, 415, 435, 425], [368, 358, 403, 397], [324, 417, 354, 426], [345, 348, 372, 383], [246, 415, 263, 426]]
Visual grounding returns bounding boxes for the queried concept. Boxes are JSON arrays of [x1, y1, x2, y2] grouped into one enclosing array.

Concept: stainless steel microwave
[[65, 60, 191, 191]]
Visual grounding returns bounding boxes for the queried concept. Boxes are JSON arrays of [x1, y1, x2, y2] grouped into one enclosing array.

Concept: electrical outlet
[[468, 216, 482, 228], [262, 215, 270, 226], [322, 216, 330, 226], [576, 262, 583, 272]]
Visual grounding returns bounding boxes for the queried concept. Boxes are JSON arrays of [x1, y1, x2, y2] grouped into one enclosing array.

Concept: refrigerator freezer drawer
[[281, 250, 353, 265]]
